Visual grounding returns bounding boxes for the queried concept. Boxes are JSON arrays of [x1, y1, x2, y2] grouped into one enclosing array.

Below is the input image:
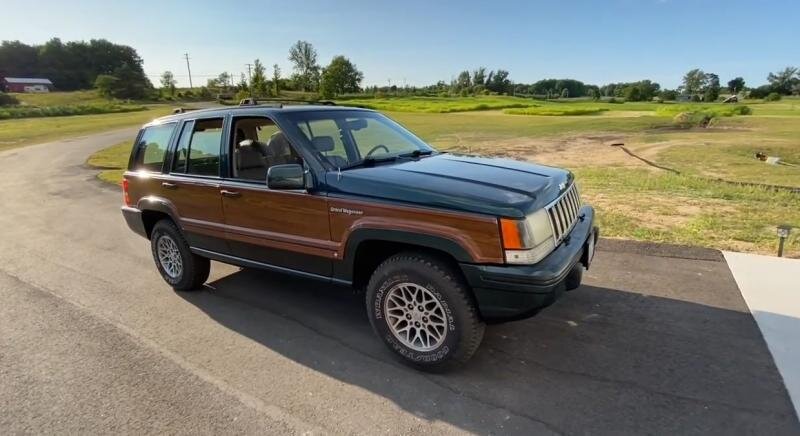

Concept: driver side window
[[230, 117, 302, 183]]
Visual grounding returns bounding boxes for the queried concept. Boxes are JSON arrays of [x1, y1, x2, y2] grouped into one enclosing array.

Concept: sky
[[1, 0, 798, 89]]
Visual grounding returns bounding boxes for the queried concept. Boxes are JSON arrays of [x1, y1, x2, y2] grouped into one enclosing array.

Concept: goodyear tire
[[366, 252, 485, 371], [150, 219, 210, 291]]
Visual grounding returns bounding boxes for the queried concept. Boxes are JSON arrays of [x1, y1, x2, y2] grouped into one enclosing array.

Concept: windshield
[[285, 110, 435, 168]]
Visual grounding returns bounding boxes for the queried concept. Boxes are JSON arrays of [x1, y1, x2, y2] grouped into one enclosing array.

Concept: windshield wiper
[[398, 149, 434, 158], [339, 155, 398, 170]]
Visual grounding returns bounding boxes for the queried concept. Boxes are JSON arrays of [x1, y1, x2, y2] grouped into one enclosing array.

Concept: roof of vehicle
[[148, 104, 374, 125]]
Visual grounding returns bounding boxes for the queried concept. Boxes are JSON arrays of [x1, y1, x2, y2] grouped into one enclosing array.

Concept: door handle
[[220, 190, 241, 198], [161, 182, 177, 189]]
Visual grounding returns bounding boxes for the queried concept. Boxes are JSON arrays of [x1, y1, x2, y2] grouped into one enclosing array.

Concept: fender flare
[[136, 196, 181, 235], [333, 228, 474, 283]]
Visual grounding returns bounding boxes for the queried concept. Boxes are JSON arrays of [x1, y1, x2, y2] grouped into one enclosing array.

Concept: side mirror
[[267, 164, 305, 190]]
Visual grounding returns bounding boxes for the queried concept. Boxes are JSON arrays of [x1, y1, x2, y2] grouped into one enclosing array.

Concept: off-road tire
[[366, 251, 485, 371], [150, 219, 210, 291]]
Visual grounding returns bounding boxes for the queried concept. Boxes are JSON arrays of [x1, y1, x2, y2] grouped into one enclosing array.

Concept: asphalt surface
[[0, 128, 798, 435]]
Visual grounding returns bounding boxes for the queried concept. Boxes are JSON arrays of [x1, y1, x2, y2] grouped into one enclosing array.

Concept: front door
[[161, 117, 228, 253], [219, 116, 334, 277]]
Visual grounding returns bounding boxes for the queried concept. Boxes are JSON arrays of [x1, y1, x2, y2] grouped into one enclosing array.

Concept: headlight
[[500, 209, 555, 264]]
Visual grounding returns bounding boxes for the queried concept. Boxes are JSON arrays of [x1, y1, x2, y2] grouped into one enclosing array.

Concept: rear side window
[[131, 123, 176, 171], [172, 118, 223, 176]]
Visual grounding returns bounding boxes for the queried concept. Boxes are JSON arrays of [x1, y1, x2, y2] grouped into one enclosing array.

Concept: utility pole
[[183, 53, 193, 89], [245, 63, 253, 97]]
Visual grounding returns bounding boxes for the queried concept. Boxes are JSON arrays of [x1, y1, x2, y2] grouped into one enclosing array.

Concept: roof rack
[[238, 97, 336, 107], [172, 107, 199, 114]]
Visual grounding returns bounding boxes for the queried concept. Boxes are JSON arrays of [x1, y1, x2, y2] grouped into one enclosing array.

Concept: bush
[[765, 92, 782, 102], [0, 92, 20, 106], [505, 106, 608, 116], [748, 85, 772, 99], [0, 103, 146, 120], [607, 97, 623, 104]]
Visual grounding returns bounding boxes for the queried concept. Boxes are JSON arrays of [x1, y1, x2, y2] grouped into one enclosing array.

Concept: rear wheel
[[150, 219, 209, 291], [366, 252, 485, 371]]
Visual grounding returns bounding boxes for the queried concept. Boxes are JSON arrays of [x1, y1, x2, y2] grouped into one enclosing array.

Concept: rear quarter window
[[130, 123, 177, 171]]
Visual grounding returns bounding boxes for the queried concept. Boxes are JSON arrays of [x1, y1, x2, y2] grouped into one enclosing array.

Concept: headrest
[[311, 136, 335, 152], [268, 132, 291, 154]]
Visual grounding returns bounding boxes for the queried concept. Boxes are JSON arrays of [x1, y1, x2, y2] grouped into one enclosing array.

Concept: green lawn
[[86, 140, 131, 185], [0, 106, 173, 152]]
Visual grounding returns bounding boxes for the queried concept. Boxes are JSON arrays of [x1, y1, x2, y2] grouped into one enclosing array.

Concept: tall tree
[[272, 64, 281, 96], [217, 72, 231, 89], [288, 40, 320, 92], [319, 55, 363, 98], [471, 67, 487, 86], [681, 69, 707, 95], [251, 59, 268, 96], [456, 70, 471, 89], [488, 69, 511, 94], [727, 77, 745, 94], [704, 73, 721, 101], [767, 67, 799, 95], [160, 71, 176, 96]]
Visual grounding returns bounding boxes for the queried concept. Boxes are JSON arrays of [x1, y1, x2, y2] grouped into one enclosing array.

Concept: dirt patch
[[438, 132, 660, 169]]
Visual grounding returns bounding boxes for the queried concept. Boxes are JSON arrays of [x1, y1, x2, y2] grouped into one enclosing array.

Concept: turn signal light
[[500, 218, 524, 249]]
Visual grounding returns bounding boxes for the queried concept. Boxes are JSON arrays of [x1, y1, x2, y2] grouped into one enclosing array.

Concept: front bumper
[[460, 205, 598, 322]]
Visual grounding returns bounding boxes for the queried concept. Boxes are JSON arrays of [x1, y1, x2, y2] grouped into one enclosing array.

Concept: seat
[[311, 135, 348, 168], [266, 132, 300, 166], [235, 139, 267, 181]]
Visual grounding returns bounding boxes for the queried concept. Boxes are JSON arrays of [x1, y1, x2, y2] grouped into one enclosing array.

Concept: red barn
[[2, 77, 54, 93]]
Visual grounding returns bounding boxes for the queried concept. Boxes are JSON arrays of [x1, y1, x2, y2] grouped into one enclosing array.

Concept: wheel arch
[[137, 196, 181, 239], [335, 229, 474, 289]]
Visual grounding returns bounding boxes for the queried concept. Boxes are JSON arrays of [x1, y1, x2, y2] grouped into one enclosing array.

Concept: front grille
[[546, 183, 581, 243]]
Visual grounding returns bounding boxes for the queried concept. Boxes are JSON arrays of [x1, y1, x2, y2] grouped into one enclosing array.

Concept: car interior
[[231, 117, 303, 182]]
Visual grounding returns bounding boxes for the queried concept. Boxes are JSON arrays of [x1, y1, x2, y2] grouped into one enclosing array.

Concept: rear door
[[219, 115, 333, 277], [161, 117, 228, 253]]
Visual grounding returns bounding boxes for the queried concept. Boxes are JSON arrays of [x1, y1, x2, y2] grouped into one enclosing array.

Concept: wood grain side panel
[[330, 198, 504, 264]]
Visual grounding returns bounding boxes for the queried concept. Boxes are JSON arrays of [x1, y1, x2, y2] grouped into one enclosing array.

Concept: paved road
[[0, 128, 798, 435]]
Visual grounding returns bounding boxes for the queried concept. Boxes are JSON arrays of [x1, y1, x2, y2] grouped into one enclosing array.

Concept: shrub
[[765, 92, 782, 102], [0, 92, 20, 106], [0, 103, 146, 120], [505, 107, 608, 116], [748, 85, 773, 99]]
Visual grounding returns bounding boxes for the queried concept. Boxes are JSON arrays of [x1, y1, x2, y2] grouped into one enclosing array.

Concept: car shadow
[[175, 267, 799, 435]]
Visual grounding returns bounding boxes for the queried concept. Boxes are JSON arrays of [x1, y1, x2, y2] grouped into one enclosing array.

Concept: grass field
[[86, 140, 131, 184], [76, 95, 800, 256], [0, 106, 173, 152]]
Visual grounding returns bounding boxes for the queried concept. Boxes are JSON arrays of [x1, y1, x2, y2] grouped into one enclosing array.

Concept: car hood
[[324, 153, 572, 218]]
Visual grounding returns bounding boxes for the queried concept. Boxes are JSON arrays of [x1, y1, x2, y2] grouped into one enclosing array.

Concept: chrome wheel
[[384, 282, 448, 352], [156, 235, 183, 279]]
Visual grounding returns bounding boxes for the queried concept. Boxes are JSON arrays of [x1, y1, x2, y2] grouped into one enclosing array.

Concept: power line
[[183, 53, 193, 89]]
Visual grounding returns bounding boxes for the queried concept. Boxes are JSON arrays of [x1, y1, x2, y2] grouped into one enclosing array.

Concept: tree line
[[3, 37, 799, 102], [0, 38, 151, 98], [158, 41, 365, 101]]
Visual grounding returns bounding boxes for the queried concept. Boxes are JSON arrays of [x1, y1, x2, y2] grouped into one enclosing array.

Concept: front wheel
[[150, 219, 210, 291], [366, 252, 485, 371]]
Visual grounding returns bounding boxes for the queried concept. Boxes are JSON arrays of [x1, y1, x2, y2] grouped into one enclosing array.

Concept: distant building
[[2, 77, 54, 93]]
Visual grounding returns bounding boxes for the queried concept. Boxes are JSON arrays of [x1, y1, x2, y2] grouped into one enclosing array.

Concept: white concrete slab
[[724, 251, 800, 418]]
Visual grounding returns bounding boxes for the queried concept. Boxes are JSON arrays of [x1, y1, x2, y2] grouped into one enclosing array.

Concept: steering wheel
[[364, 144, 390, 157]]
